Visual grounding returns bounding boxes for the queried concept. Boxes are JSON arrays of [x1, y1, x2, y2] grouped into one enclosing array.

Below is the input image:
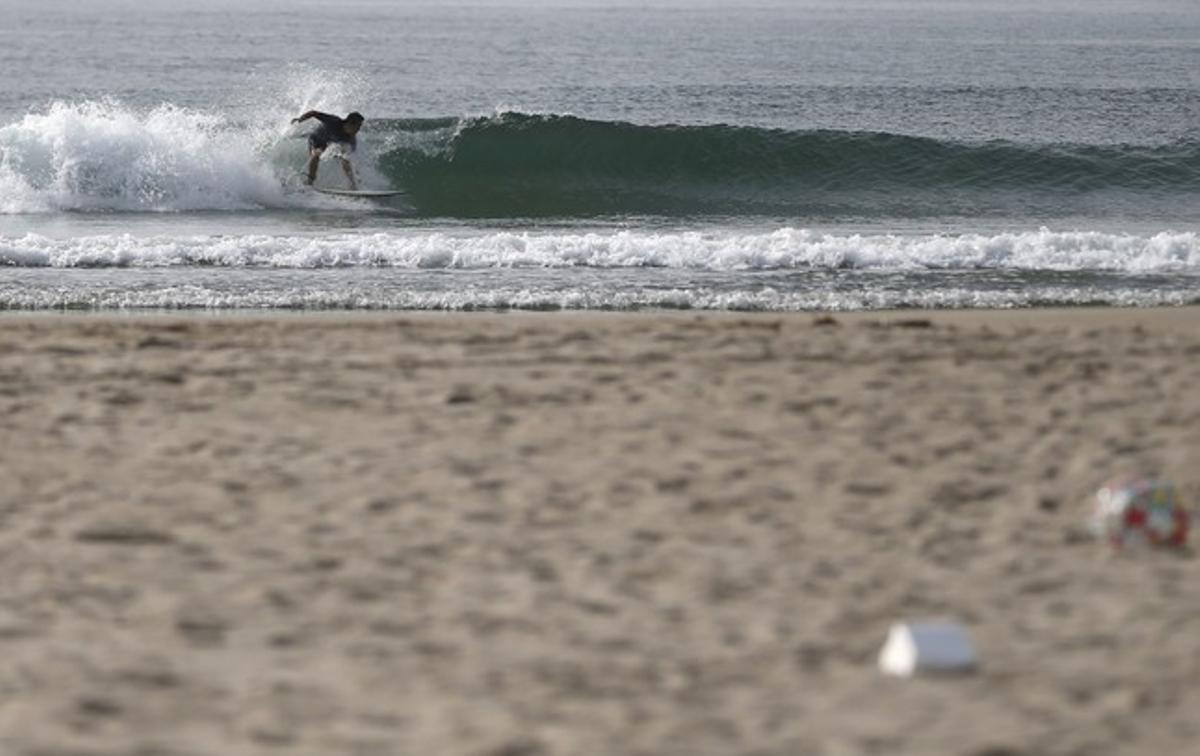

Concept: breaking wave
[[4, 103, 1200, 217]]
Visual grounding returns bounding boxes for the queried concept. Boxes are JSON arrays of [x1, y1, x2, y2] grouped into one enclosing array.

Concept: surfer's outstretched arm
[[292, 111, 343, 127]]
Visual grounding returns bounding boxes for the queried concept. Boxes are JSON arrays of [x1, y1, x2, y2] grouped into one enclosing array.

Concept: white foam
[[2, 228, 1200, 272], [0, 278, 1192, 312], [0, 101, 345, 213]]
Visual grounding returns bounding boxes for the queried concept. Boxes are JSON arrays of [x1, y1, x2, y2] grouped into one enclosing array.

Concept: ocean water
[[3, 0, 1200, 311]]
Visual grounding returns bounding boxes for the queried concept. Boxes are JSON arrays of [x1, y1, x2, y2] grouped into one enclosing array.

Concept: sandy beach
[[0, 308, 1198, 756]]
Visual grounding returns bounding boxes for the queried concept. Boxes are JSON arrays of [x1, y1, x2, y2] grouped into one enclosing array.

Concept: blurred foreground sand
[[0, 309, 1198, 755]]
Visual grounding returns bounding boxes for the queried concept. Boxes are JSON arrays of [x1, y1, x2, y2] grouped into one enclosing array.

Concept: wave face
[[3, 228, 1199, 272], [4, 103, 1200, 218], [377, 112, 1200, 217]]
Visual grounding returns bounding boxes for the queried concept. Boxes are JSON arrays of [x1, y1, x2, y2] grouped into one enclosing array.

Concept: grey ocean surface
[[2, 0, 1200, 310]]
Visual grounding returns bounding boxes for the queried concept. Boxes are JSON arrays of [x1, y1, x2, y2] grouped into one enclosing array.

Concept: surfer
[[291, 110, 364, 189]]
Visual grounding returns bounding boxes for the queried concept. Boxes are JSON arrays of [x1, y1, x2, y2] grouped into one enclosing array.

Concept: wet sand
[[0, 309, 1198, 755]]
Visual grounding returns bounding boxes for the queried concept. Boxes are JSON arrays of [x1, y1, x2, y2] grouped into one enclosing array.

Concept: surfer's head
[[345, 112, 365, 134]]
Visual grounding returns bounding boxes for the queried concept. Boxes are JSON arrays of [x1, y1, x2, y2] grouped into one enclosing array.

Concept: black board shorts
[[308, 130, 355, 154], [307, 131, 331, 151]]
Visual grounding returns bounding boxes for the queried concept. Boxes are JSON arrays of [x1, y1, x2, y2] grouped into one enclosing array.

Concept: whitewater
[[4, 228, 1200, 273], [3, 0, 1200, 311]]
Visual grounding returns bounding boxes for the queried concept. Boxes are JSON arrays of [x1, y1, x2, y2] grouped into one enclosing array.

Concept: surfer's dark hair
[[346, 112, 365, 124]]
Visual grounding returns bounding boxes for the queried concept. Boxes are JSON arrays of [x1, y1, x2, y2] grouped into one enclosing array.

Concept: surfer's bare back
[[292, 111, 364, 189]]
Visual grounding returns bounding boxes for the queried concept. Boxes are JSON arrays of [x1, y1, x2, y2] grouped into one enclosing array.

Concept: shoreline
[[1, 303, 1198, 333]]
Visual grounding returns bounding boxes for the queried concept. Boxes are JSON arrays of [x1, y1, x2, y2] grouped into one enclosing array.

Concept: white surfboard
[[312, 186, 407, 198]]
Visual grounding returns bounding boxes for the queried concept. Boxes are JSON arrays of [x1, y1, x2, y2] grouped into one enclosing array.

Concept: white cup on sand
[[878, 619, 979, 677]]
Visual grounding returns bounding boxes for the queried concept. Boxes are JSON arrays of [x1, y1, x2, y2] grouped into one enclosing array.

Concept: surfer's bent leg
[[339, 157, 357, 190], [306, 134, 327, 185]]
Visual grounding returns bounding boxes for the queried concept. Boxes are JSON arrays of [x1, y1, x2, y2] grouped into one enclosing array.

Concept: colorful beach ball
[[1092, 478, 1190, 549]]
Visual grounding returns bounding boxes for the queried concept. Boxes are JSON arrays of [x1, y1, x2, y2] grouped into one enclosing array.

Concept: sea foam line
[[0, 282, 1195, 312], [2, 228, 1200, 272]]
